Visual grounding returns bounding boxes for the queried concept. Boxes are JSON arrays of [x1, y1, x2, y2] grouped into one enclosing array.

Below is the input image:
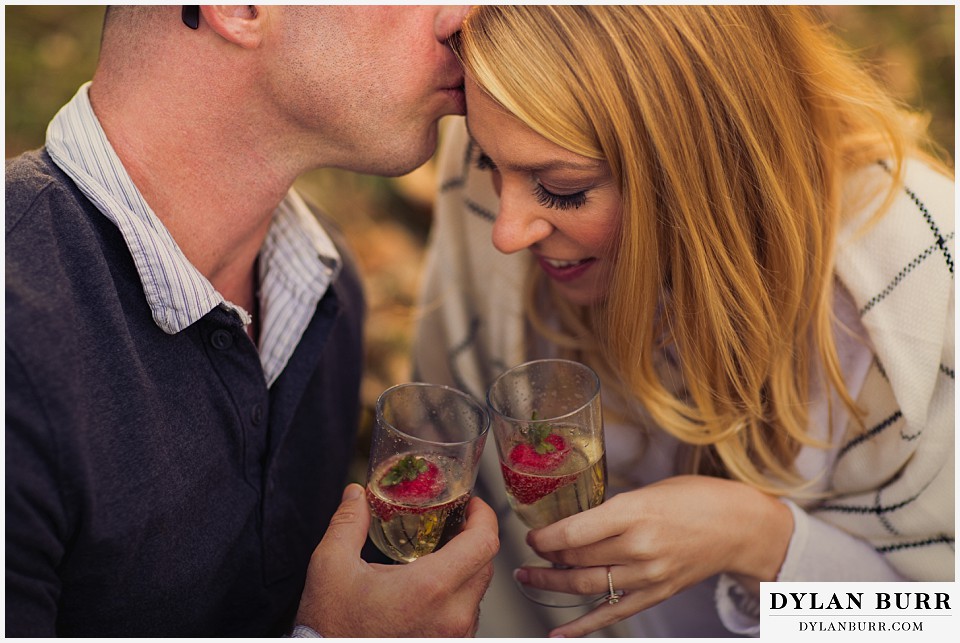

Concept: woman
[[414, 6, 954, 637]]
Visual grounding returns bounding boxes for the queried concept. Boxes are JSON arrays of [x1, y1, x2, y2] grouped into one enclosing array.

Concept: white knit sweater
[[413, 118, 954, 636]]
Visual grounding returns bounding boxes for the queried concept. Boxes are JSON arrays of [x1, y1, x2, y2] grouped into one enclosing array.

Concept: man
[[6, 5, 497, 637]]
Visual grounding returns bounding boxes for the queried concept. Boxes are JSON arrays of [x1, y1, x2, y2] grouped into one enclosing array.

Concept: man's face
[[267, 6, 469, 176]]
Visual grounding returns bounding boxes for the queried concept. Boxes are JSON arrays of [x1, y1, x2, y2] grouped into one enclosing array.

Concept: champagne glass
[[366, 382, 489, 563], [487, 358, 607, 607]]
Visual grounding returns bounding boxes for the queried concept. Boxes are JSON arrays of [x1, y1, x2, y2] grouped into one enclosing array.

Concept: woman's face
[[464, 76, 622, 307]]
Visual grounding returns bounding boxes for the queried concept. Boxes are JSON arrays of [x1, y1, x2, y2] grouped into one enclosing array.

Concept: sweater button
[[251, 404, 264, 426], [211, 329, 233, 350]]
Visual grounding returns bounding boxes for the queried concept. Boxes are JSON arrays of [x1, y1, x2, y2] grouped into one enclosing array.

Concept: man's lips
[[536, 256, 597, 282], [440, 84, 466, 114]]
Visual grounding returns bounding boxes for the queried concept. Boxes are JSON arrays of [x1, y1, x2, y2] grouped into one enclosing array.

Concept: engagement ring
[[606, 567, 620, 605]]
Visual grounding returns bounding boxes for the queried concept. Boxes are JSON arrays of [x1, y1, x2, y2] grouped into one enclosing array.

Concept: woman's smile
[[536, 255, 598, 283]]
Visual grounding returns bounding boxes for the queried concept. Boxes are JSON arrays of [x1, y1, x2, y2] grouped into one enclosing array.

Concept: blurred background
[[6, 5, 955, 483]]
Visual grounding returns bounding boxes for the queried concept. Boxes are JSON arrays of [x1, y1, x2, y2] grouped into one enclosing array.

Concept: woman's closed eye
[[534, 184, 587, 210], [473, 150, 497, 172], [474, 149, 588, 211]]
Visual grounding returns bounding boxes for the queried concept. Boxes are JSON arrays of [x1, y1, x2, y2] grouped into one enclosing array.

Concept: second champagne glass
[[487, 358, 607, 606]]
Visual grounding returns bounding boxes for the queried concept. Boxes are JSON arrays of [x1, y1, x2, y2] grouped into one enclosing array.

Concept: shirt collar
[[45, 82, 342, 385]]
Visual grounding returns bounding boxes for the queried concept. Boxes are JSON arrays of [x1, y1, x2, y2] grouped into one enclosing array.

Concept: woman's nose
[[491, 191, 554, 255]]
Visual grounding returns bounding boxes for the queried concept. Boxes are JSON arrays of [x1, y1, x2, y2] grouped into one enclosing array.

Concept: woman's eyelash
[[535, 185, 588, 211], [474, 151, 497, 171], [474, 148, 587, 211]]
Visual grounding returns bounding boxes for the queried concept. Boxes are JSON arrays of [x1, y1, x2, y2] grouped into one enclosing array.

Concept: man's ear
[[200, 5, 265, 49]]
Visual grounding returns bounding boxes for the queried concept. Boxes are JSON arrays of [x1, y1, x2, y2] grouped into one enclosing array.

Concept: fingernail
[[513, 568, 529, 584], [342, 483, 363, 501]]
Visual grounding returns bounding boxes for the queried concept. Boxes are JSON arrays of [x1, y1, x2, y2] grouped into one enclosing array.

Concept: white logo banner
[[761, 582, 955, 640]]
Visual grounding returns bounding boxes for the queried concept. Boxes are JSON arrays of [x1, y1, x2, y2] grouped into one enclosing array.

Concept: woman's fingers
[[531, 534, 634, 568], [515, 562, 613, 596], [518, 569, 673, 639], [547, 590, 652, 638], [527, 496, 636, 553]]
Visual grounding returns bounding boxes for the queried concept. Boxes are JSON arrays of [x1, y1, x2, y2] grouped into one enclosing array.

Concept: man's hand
[[295, 483, 499, 637]]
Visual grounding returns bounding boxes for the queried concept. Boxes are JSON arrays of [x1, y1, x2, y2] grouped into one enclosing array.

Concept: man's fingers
[[316, 483, 371, 558], [463, 496, 499, 535], [415, 496, 499, 586]]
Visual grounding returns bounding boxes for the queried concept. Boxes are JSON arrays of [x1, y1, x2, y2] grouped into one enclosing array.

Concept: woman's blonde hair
[[452, 6, 950, 494]]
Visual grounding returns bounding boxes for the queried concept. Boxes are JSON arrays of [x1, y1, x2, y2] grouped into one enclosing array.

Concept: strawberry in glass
[[367, 453, 470, 562], [499, 415, 606, 529]]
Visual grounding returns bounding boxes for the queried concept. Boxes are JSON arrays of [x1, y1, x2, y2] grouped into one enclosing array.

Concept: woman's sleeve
[[714, 499, 909, 635]]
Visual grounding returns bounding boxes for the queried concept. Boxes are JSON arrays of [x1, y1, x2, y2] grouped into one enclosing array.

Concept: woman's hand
[[518, 474, 793, 637]]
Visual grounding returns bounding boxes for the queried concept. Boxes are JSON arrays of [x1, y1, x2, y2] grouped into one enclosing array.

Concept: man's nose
[[435, 5, 471, 41]]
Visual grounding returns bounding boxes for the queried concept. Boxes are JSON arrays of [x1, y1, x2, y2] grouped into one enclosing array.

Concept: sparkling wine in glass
[[366, 382, 489, 563], [487, 358, 607, 606]]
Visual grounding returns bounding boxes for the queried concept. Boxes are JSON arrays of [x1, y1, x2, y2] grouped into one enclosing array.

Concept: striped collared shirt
[[45, 83, 341, 386]]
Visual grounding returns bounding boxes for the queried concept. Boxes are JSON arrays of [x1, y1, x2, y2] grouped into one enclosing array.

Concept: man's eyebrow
[[465, 123, 604, 173]]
